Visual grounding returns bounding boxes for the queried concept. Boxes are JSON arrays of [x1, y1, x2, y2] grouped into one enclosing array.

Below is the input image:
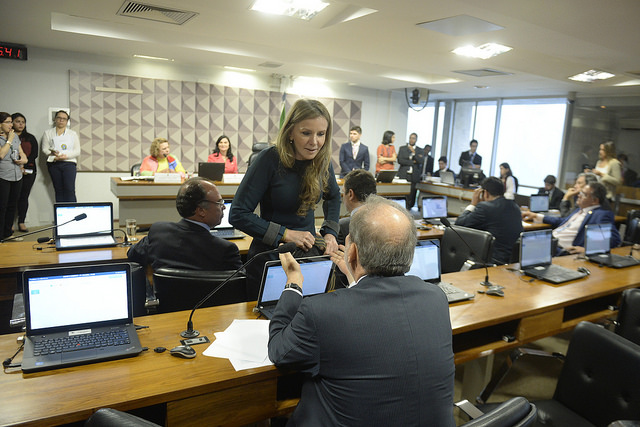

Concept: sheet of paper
[[203, 319, 273, 371]]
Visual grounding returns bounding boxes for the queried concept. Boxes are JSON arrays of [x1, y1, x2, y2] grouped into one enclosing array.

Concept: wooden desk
[[1, 248, 637, 426]]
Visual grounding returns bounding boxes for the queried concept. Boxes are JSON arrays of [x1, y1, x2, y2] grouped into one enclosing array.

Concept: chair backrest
[[85, 408, 160, 427], [130, 163, 141, 176], [553, 321, 640, 427], [152, 268, 246, 314], [129, 262, 148, 317], [462, 397, 537, 427], [614, 288, 640, 346], [247, 142, 270, 167], [624, 209, 640, 244], [440, 225, 495, 274]]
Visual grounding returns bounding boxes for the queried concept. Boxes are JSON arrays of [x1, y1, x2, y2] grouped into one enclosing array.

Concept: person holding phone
[[41, 110, 81, 202], [0, 112, 27, 239], [11, 113, 38, 232]]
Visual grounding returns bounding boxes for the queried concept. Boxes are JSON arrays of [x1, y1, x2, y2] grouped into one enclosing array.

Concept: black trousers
[[17, 172, 36, 223], [0, 178, 23, 239], [47, 161, 77, 202]]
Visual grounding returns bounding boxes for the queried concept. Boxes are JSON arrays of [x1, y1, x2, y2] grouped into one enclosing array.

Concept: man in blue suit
[[523, 182, 620, 254], [339, 126, 370, 177]]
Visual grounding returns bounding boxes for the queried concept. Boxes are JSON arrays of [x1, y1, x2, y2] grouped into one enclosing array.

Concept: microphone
[[440, 217, 498, 288], [1, 213, 87, 243], [180, 242, 297, 338]]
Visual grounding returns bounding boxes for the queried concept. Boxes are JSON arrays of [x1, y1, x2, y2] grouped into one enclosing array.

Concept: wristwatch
[[284, 283, 302, 292]]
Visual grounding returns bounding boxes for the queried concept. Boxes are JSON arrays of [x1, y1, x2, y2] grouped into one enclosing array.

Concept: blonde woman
[[586, 141, 622, 200], [140, 137, 186, 177]]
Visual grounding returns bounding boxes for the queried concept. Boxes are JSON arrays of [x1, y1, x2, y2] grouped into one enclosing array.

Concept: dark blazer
[[455, 197, 523, 264], [337, 216, 350, 246], [269, 275, 455, 427], [537, 187, 565, 210], [339, 142, 370, 177], [127, 219, 242, 271], [397, 145, 425, 183], [458, 150, 482, 168], [544, 207, 621, 248]]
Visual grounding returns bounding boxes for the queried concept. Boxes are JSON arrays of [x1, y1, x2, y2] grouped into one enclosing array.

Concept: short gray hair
[[349, 195, 417, 276], [579, 172, 598, 186]]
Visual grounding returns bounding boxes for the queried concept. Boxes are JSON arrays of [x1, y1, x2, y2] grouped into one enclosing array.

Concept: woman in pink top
[[376, 130, 397, 173], [207, 135, 238, 174]]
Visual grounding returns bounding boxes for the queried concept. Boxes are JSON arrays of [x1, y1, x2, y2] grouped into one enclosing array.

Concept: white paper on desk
[[203, 319, 273, 370]]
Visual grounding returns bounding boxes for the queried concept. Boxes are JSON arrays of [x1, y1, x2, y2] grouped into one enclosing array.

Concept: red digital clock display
[[0, 42, 27, 61]]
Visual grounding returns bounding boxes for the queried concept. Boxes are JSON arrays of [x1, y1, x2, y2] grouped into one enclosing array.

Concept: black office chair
[[613, 288, 640, 346], [152, 268, 246, 313], [130, 163, 141, 176], [440, 225, 495, 274], [247, 142, 270, 167], [128, 262, 148, 317], [623, 209, 640, 245], [457, 397, 537, 426], [85, 408, 160, 427]]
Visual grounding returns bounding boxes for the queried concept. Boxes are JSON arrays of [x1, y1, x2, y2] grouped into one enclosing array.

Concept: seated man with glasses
[[128, 177, 242, 271]]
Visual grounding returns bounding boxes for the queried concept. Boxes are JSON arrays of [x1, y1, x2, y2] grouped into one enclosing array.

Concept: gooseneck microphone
[[440, 217, 498, 288], [1, 213, 87, 243], [181, 241, 298, 338]]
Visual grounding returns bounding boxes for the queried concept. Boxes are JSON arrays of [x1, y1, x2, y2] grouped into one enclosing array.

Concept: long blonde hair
[[276, 99, 333, 216]]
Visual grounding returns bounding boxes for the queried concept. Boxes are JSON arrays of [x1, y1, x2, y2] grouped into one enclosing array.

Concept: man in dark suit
[[127, 177, 242, 271], [339, 126, 370, 177], [537, 174, 565, 210], [455, 177, 523, 264], [397, 132, 425, 209], [268, 196, 455, 426], [523, 182, 621, 253], [337, 169, 377, 246], [458, 139, 482, 170]]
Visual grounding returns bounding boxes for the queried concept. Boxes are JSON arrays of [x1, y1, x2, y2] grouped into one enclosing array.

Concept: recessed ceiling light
[[224, 66, 256, 72], [474, 85, 489, 89], [568, 69, 615, 83], [133, 54, 174, 62], [452, 43, 512, 59], [251, 0, 329, 21], [296, 76, 328, 82]]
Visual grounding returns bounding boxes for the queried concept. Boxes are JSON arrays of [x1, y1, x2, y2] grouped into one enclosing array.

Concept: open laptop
[[520, 229, 587, 284], [198, 162, 225, 182], [210, 201, 245, 239], [529, 194, 550, 213], [585, 223, 639, 268], [255, 256, 334, 319], [376, 170, 396, 183], [388, 197, 407, 210], [439, 170, 455, 185], [54, 202, 118, 250], [407, 239, 474, 303], [422, 196, 448, 225], [21, 263, 143, 373]]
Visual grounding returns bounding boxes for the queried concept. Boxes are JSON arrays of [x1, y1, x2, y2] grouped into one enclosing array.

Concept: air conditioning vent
[[453, 69, 513, 77], [117, 1, 198, 25]]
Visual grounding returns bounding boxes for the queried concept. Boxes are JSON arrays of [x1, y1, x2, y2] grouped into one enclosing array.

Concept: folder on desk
[[54, 202, 118, 250]]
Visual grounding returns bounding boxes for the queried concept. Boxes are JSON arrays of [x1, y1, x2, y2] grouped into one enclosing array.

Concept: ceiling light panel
[[251, 0, 329, 21], [568, 69, 615, 83], [452, 43, 512, 59]]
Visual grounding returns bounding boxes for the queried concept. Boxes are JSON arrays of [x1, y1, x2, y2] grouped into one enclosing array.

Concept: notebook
[[422, 196, 448, 224], [210, 201, 245, 239], [585, 223, 639, 268], [255, 256, 334, 319], [21, 263, 143, 373], [520, 229, 587, 284], [54, 202, 118, 250], [529, 194, 550, 213], [198, 162, 225, 182], [407, 239, 474, 303], [376, 170, 396, 183]]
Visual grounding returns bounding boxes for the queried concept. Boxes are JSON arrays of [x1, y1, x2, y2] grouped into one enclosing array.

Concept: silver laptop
[[520, 230, 587, 284], [21, 263, 143, 373], [407, 239, 474, 303], [422, 196, 448, 224], [255, 256, 334, 319], [529, 194, 550, 213], [388, 197, 407, 210], [439, 170, 455, 185], [54, 202, 118, 250], [585, 223, 639, 268], [210, 201, 245, 239]]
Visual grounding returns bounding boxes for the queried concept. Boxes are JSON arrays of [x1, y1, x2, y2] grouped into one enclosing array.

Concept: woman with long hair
[[207, 135, 238, 173], [499, 162, 518, 200], [0, 112, 27, 239], [588, 141, 622, 200], [11, 113, 38, 232], [376, 130, 397, 173]]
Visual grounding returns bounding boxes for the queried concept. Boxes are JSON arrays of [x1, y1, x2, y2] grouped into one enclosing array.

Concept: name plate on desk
[[154, 173, 182, 183], [223, 173, 245, 184]]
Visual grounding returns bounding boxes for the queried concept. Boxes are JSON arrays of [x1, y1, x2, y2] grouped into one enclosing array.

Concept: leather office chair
[[440, 225, 495, 274], [130, 163, 141, 176], [247, 142, 270, 167], [623, 210, 640, 245], [85, 408, 160, 427], [152, 268, 246, 313], [457, 397, 537, 426], [613, 288, 640, 346], [129, 262, 148, 317]]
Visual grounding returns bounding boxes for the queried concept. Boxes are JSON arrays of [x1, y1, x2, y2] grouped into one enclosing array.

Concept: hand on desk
[[522, 211, 538, 221], [566, 246, 585, 255]]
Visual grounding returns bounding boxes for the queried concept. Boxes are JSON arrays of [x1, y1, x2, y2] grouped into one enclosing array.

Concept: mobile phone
[[180, 336, 210, 346]]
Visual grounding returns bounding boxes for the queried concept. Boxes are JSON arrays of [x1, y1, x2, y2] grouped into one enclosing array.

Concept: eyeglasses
[[201, 199, 225, 208]]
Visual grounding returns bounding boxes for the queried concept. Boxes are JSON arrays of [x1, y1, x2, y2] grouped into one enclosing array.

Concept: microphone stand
[[440, 217, 499, 288], [181, 242, 298, 338], [1, 214, 87, 243]]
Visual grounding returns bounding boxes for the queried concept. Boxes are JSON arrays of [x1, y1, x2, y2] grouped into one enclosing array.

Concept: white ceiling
[[5, 0, 640, 100]]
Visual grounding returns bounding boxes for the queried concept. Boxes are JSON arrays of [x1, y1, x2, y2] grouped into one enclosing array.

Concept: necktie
[[353, 145, 358, 159]]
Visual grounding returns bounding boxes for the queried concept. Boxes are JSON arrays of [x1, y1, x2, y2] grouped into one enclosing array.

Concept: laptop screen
[[520, 230, 552, 268], [24, 264, 131, 333], [422, 196, 448, 219], [407, 240, 440, 282], [388, 197, 407, 210], [529, 195, 549, 212], [259, 257, 333, 305], [55, 203, 114, 237], [214, 201, 234, 229], [585, 223, 612, 256]]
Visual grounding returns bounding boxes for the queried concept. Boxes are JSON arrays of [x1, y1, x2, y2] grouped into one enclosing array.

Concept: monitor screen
[[459, 168, 485, 187], [407, 240, 440, 281], [520, 230, 552, 268], [388, 197, 407, 209], [422, 196, 447, 219], [585, 223, 611, 256], [529, 194, 549, 212]]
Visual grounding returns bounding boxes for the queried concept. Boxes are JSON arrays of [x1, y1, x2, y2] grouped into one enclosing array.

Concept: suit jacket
[[339, 142, 370, 177], [537, 187, 565, 210], [458, 150, 482, 168], [544, 207, 621, 248], [127, 219, 242, 271], [455, 197, 523, 265], [397, 145, 425, 183], [269, 275, 455, 427]]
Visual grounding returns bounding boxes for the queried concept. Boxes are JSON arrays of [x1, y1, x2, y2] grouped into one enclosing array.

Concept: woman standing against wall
[[376, 130, 397, 174], [0, 112, 27, 239], [41, 110, 81, 202], [499, 162, 518, 200], [588, 141, 622, 201], [11, 113, 37, 232]]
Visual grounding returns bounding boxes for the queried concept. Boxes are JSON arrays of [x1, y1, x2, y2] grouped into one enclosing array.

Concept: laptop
[[198, 162, 225, 182], [388, 197, 407, 210], [376, 170, 396, 183], [54, 202, 118, 250], [21, 263, 143, 373], [422, 196, 448, 224], [520, 229, 587, 284], [585, 223, 639, 268], [439, 171, 455, 185], [255, 256, 334, 319], [407, 239, 474, 303], [529, 194, 550, 213], [210, 201, 245, 239]]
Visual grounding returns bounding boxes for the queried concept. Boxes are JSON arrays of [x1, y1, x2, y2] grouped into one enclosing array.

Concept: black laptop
[[198, 162, 225, 182], [54, 202, 118, 250], [210, 201, 245, 239], [520, 229, 587, 284], [376, 170, 396, 183], [585, 223, 639, 268], [422, 196, 448, 224], [407, 239, 474, 303], [255, 256, 334, 319], [21, 263, 143, 373], [529, 194, 550, 213]]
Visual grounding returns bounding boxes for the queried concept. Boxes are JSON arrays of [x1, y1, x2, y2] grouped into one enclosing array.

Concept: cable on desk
[[3, 341, 24, 371]]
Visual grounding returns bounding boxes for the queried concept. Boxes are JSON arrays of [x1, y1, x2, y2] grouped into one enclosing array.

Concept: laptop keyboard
[[438, 282, 463, 295], [33, 329, 131, 356], [212, 229, 236, 237], [58, 235, 115, 248]]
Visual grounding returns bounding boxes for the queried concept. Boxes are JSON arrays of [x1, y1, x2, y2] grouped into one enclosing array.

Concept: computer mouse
[[577, 266, 591, 275], [170, 345, 196, 359], [485, 287, 505, 297]]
